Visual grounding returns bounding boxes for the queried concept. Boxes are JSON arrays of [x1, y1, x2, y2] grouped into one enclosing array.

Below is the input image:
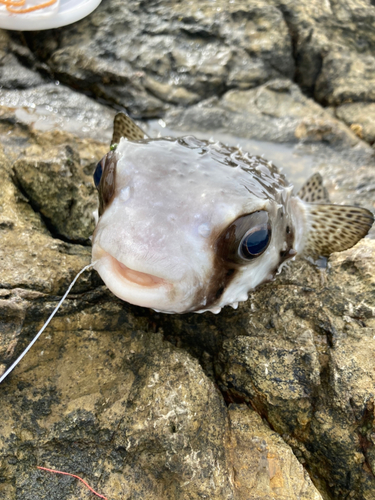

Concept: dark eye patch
[[95, 151, 118, 216]]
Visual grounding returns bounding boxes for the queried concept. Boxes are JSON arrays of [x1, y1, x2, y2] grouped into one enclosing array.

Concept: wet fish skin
[[91, 114, 374, 314]]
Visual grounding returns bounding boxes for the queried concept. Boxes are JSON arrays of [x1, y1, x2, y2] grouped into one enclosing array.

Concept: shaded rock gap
[[11, 173, 92, 247]]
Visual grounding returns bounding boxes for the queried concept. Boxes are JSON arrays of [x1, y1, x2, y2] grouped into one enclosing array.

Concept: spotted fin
[[298, 173, 330, 203], [111, 112, 148, 146], [304, 204, 374, 256]]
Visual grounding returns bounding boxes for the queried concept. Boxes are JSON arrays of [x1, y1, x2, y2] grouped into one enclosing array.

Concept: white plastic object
[[0, 0, 102, 31]]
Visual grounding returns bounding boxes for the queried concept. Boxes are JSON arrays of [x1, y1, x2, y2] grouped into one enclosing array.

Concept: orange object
[[1, 0, 58, 14], [0, 0, 24, 5], [37, 466, 109, 500]]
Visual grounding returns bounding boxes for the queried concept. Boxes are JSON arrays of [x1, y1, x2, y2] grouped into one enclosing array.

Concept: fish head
[[92, 135, 298, 313]]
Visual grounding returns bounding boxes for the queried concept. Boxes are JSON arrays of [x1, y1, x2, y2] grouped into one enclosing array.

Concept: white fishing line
[[0, 262, 96, 384]]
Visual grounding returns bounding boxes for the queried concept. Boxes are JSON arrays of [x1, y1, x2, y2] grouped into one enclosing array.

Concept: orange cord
[[2, 0, 58, 14], [0, 0, 25, 5], [37, 466, 109, 500]]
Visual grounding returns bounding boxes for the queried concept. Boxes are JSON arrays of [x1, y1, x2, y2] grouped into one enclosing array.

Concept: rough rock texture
[[0, 312, 323, 500], [336, 103, 375, 146], [0, 115, 327, 500], [218, 243, 375, 499], [1, 0, 375, 498], [156, 243, 375, 500], [0, 83, 115, 142], [1, 112, 375, 499], [8, 0, 375, 147], [12, 143, 98, 244], [165, 79, 363, 146]]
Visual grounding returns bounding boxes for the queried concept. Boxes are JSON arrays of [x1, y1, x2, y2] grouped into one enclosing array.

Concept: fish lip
[[92, 246, 170, 289]]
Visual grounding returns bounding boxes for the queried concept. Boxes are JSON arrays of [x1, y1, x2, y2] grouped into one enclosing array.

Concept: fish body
[[92, 114, 373, 314]]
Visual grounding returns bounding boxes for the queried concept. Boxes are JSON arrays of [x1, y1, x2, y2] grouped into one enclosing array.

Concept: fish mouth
[[108, 254, 166, 287], [93, 247, 168, 287], [92, 246, 172, 309]]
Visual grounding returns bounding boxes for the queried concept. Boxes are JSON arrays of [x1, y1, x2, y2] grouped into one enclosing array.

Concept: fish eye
[[93, 161, 103, 188], [239, 223, 271, 260], [216, 210, 271, 264]]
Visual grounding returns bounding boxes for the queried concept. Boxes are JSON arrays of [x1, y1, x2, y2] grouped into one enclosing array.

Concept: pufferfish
[[92, 113, 374, 314]]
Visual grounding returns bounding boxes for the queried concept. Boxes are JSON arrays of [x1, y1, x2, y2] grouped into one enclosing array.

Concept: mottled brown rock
[[12, 145, 97, 243], [0, 112, 327, 500], [217, 239, 375, 499], [227, 405, 323, 500], [0, 123, 104, 371], [1, 123, 374, 499], [0, 310, 323, 500], [336, 103, 375, 146], [2, 4, 375, 495]]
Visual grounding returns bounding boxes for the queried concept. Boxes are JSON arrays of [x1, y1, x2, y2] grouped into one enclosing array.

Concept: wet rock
[[0, 122, 104, 298], [0, 83, 115, 142], [13, 0, 375, 107], [273, 0, 375, 102], [315, 52, 375, 107], [0, 312, 323, 500], [227, 405, 323, 500], [12, 143, 98, 244], [0, 109, 107, 244], [0, 146, 98, 378], [2, 1, 375, 497], [0, 111, 330, 500], [6, 0, 375, 148], [1, 100, 375, 498], [336, 103, 375, 146], [0, 156, 87, 295], [165, 79, 364, 147], [217, 239, 375, 499], [20, 0, 294, 115], [0, 32, 45, 89], [307, 146, 375, 226]]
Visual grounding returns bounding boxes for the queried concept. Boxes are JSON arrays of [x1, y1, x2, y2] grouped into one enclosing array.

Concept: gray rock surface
[[0, 32, 45, 89], [165, 79, 363, 147], [0, 83, 115, 142], [9, 0, 375, 146], [1, 0, 375, 498]]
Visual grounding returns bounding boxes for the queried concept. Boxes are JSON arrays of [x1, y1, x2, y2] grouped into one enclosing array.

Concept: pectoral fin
[[303, 203, 373, 256], [111, 112, 149, 146]]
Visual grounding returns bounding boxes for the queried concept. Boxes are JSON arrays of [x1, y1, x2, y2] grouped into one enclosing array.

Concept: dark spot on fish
[[97, 150, 118, 216]]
